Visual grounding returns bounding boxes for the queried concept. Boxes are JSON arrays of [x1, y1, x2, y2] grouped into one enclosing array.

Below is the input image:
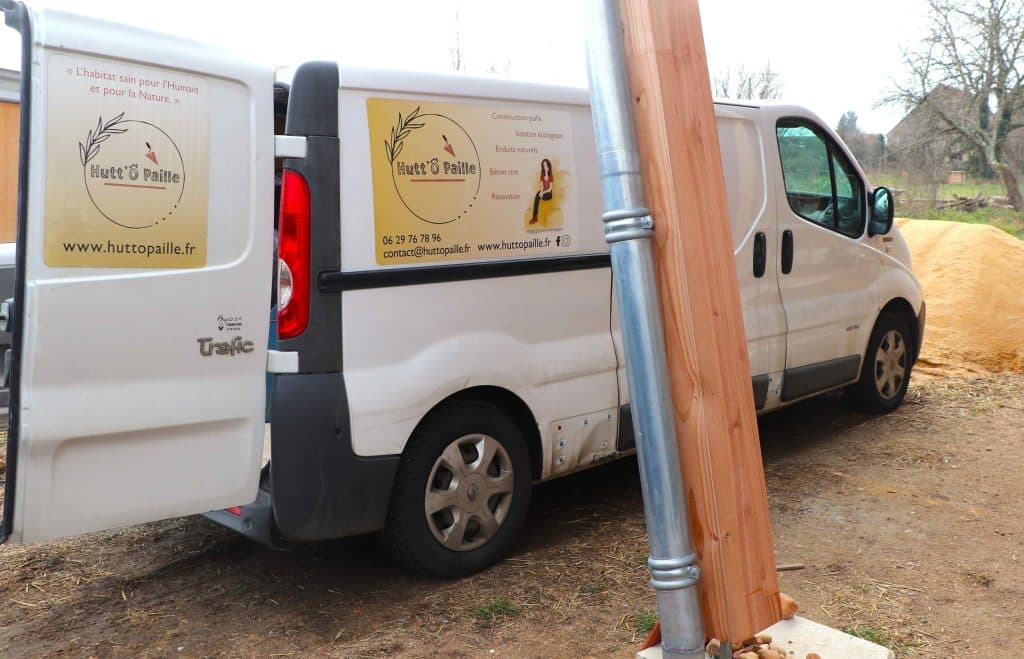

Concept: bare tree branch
[[887, 0, 1024, 208], [712, 62, 783, 101]]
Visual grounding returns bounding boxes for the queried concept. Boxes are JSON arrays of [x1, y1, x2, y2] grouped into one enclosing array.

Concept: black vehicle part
[[753, 231, 767, 278], [274, 62, 341, 374], [1, 0, 31, 544], [270, 372, 400, 540]]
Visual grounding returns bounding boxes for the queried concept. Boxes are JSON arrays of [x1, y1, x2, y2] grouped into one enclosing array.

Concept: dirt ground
[[1, 374, 1022, 657]]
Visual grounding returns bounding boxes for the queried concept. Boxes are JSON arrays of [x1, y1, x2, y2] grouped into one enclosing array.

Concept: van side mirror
[[869, 187, 894, 236]]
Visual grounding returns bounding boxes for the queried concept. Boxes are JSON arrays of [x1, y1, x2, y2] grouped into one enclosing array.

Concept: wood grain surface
[[617, 0, 781, 640], [0, 101, 19, 244]]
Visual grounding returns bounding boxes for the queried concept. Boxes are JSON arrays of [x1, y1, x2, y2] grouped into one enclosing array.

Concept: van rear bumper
[[203, 487, 277, 547]]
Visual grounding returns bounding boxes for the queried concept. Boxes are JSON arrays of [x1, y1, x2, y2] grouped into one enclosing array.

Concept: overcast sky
[[0, 0, 929, 134]]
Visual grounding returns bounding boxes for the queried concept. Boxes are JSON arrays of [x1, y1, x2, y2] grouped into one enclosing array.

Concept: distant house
[[885, 85, 975, 179], [1, 68, 18, 244], [886, 84, 1024, 182]]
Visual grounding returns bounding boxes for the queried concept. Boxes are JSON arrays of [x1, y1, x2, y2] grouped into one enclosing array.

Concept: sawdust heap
[[898, 219, 1024, 375]]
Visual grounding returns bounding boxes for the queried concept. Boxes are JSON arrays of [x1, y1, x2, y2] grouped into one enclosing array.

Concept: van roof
[[281, 65, 765, 110], [335, 66, 590, 106], [712, 98, 761, 109]]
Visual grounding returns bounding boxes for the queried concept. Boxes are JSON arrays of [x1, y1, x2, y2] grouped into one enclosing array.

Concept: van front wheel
[[382, 400, 532, 578], [848, 312, 913, 413]]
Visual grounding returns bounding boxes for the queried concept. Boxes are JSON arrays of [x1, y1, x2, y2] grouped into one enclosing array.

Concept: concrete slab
[[636, 616, 894, 659]]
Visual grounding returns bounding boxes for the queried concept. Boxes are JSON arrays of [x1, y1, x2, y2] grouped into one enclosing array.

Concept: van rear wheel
[[381, 400, 531, 578], [848, 312, 913, 414]]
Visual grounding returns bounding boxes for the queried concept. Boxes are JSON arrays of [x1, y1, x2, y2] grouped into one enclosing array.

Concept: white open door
[[1, 4, 273, 543]]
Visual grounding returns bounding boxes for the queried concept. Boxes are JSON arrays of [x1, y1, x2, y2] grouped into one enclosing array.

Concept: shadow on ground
[[5, 377, 1015, 656]]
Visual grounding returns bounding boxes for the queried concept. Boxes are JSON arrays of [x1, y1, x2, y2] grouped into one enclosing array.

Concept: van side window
[[776, 119, 865, 238], [830, 148, 865, 237]]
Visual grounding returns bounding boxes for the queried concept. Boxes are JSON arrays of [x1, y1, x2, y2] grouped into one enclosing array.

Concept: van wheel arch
[[411, 386, 543, 481], [846, 302, 916, 413], [878, 297, 920, 361], [381, 387, 539, 577]]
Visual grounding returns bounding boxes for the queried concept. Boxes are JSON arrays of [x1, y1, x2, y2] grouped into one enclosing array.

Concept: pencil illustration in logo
[[79, 113, 186, 229], [382, 105, 481, 225]]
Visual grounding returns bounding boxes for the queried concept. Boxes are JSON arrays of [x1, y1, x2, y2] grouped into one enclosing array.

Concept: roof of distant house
[[887, 84, 978, 150]]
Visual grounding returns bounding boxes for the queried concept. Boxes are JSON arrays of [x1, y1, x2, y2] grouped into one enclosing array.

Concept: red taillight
[[225, 506, 242, 516], [277, 169, 310, 339]]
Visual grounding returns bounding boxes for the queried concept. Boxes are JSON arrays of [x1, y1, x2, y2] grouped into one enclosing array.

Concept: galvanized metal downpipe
[[583, 2, 705, 658]]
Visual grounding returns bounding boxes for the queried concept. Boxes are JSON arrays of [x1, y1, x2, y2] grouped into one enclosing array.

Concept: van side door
[[716, 108, 787, 410], [1, 3, 273, 544], [773, 117, 876, 401]]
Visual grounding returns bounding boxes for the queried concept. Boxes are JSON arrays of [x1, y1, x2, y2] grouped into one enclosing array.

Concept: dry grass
[[1, 374, 1021, 657], [802, 571, 932, 656]]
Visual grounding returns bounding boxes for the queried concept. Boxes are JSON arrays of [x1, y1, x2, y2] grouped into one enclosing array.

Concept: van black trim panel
[[780, 354, 861, 402], [752, 374, 770, 410], [615, 404, 634, 451], [915, 301, 926, 364], [283, 62, 338, 138], [276, 62, 342, 373], [319, 254, 612, 292], [0, 0, 31, 544], [270, 372, 399, 541]]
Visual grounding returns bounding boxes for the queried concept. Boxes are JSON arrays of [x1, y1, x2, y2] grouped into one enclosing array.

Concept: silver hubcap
[[424, 434, 514, 552], [874, 329, 907, 400]]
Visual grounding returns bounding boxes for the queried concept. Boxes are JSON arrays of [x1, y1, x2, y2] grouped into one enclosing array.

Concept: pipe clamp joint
[[648, 554, 701, 590], [603, 207, 654, 244]]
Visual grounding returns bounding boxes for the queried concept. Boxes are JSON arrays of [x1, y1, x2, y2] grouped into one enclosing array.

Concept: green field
[[868, 174, 1024, 239], [904, 206, 1024, 239], [868, 174, 1007, 199]]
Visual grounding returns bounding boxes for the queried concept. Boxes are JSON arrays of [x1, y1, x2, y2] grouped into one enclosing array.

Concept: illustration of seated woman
[[529, 158, 554, 225]]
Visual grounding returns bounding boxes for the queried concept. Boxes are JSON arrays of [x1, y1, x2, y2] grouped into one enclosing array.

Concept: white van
[[0, 8, 923, 578]]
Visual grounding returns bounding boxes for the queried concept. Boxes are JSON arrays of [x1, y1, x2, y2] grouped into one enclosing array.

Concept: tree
[[835, 111, 886, 171], [837, 111, 860, 137], [890, 0, 1024, 209], [712, 62, 783, 101], [450, 7, 463, 71], [449, 6, 510, 76]]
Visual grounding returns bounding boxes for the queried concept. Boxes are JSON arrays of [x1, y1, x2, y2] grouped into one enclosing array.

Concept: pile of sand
[[898, 219, 1024, 376]]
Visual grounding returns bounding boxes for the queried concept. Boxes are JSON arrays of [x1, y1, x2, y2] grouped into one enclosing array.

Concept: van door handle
[[753, 232, 766, 278], [781, 230, 794, 274]]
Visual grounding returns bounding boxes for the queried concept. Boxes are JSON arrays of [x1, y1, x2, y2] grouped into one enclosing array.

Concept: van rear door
[[1, 3, 273, 544]]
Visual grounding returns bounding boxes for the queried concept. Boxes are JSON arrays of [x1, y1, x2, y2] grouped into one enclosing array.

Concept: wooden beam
[[0, 101, 19, 244], [616, 0, 781, 640]]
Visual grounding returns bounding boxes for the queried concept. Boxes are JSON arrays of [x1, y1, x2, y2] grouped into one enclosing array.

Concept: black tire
[[381, 399, 532, 578], [848, 311, 914, 414]]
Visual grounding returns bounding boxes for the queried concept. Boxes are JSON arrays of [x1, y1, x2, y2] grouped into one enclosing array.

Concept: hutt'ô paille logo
[[385, 106, 481, 225], [80, 113, 186, 230]]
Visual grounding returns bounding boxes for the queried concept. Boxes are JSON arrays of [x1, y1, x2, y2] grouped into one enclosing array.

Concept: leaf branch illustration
[[383, 106, 424, 165], [79, 113, 127, 166]]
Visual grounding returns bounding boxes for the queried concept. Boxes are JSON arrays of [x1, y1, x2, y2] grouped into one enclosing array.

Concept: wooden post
[[0, 101, 19, 243], [617, 0, 781, 640]]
